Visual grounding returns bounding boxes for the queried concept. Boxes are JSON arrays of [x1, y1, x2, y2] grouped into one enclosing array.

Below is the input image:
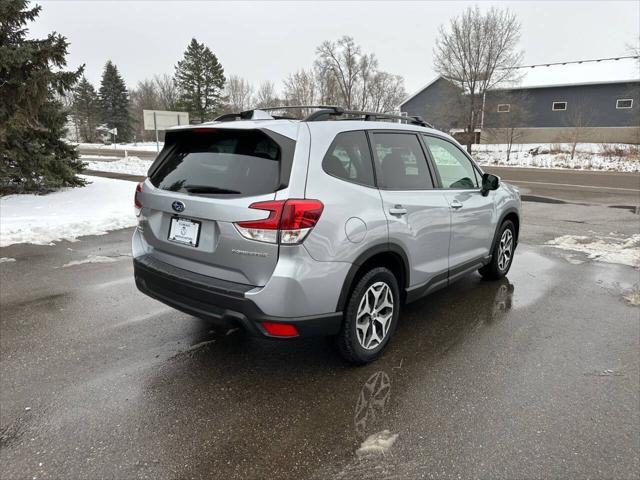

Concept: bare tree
[[356, 52, 378, 110], [225, 75, 254, 112], [483, 90, 532, 161], [365, 72, 407, 113], [315, 36, 362, 109], [564, 99, 593, 160], [154, 74, 179, 111], [625, 37, 640, 58], [282, 69, 317, 116], [278, 36, 407, 115], [130, 79, 162, 141], [314, 65, 341, 106], [57, 91, 80, 142], [433, 6, 523, 153], [254, 81, 278, 108]]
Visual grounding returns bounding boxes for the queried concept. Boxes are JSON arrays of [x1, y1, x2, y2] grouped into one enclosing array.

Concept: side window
[[322, 131, 375, 187], [371, 133, 433, 190], [423, 136, 479, 189]]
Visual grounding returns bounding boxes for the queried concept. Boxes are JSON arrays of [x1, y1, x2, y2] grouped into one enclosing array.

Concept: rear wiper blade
[[183, 185, 241, 194]]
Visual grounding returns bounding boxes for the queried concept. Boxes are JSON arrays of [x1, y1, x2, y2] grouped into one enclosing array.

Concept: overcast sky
[[32, 0, 640, 96]]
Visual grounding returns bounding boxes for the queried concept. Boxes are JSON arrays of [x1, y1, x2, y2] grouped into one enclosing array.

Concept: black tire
[[479, 220, 516, 280], [336, 267, 400, 365]]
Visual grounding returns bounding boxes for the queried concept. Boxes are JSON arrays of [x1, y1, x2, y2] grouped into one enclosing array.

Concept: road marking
[[504, 179, 640, 192]]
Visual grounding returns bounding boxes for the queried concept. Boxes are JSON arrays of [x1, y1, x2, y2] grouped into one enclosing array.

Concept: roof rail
[[214, 106, 340, 122], [303, 108, 433, 128], [213, 106, 433, 128]]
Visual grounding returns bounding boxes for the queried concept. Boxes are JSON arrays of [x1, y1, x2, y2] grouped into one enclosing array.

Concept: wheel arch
[[491, 208, 520, 252], [336, 242, 410, 312]]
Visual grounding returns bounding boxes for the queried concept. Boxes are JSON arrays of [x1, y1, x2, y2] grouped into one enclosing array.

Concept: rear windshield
[[150, 129, 291, 196]]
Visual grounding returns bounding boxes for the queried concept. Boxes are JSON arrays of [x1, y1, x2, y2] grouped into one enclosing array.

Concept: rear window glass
[[322, 131, 375, 187], [150, 129, 286, 196]]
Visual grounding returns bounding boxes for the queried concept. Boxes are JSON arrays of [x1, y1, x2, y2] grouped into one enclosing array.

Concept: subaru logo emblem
[[172, 201, 185, 213]]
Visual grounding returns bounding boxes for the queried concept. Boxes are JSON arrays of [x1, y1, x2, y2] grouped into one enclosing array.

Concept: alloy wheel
[[497, 229, 514, 272], [355, 281, 394, 350]]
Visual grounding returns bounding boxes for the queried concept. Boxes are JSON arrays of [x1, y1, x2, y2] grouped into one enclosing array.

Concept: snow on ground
[[546, 233, 640, 268], [83, 156, 152, 176], [0, 257, 16, 263], [356, 430, 399, 457], [0, 175, 137, 247], [474, 143, 640, 172], [624, 291, 640, 306], [62, 254, 130, 268], [76, 142, 161, 152]]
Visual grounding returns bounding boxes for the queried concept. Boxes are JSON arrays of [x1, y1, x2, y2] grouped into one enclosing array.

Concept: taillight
[[134, 181, 143, 216], [234, 199, 324, 244]]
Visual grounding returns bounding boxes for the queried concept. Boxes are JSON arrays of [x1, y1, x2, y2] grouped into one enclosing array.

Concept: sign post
[[153, 112, 159, 152], [108, 127, 118, 148]]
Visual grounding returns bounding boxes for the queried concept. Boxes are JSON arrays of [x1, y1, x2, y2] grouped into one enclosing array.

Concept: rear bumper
[[133, 255, 343, 337]]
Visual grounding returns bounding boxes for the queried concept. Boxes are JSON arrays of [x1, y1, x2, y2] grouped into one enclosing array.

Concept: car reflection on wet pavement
[[1, 233, 638, 480]]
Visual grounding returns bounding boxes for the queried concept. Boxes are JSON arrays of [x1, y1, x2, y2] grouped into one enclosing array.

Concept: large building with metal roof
[[400, 57, 640, 144]]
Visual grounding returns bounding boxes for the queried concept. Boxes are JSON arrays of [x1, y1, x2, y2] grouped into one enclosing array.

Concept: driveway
[[1, 203, 638, 479]]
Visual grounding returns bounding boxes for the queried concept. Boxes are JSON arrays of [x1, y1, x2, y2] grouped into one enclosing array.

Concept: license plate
[[168, 217, 201, 247]]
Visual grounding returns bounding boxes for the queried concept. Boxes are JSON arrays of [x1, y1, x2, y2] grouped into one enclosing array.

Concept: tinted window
[[423, 136, 479, 189], [150, 129, 286, 196], [322, 131, 375, 187], [371, 133, 433, 190]]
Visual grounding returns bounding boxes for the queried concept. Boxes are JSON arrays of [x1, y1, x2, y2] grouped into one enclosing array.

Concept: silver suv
[[133, 107, 521, 364]]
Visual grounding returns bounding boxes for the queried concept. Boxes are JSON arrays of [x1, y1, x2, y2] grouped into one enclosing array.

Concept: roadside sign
[[107, 127, 118, 135], [143, 110, 189, 152], [143, 110, 189, 131]]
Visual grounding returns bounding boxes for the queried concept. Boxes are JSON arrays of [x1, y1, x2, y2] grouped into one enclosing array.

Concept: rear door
[[421, 135, 495, 273], [138, 127, 297, 286], [370, 131, 451, 290]]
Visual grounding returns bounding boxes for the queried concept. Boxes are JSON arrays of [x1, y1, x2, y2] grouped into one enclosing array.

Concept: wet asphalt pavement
[[1, 202, 639, 479]]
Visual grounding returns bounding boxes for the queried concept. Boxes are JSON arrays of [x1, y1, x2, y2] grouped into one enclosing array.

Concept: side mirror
[[481, 173, 500, 195]]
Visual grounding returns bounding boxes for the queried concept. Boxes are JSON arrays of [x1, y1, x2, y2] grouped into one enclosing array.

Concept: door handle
[[450, 200, 463, 210], [389, 205, 407, 216]]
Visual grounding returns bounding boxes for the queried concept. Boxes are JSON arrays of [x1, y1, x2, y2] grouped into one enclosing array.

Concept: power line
[[506, 55, 639, 70]]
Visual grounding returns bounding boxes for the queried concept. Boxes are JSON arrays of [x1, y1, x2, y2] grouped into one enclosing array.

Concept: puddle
[[508, 250, 558, 308]]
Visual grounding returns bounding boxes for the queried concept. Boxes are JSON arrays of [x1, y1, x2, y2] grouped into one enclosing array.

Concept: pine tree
[[175, 38, 225, 122], [72, 76, 100, 143], [98, 61, 132, 142], [0, 0, 85, 194]]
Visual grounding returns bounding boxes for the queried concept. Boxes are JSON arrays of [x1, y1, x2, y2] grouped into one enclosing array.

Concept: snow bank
[[0, 175, 137, 247], [76, 142, 161, 152], [474, 143, 640, 172], [84, 156, 152, 176], [546, 233, 640, 268]]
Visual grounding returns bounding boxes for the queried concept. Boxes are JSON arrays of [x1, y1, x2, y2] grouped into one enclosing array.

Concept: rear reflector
[[262, 321, 299, 337], [234, 199, 324, 244]]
